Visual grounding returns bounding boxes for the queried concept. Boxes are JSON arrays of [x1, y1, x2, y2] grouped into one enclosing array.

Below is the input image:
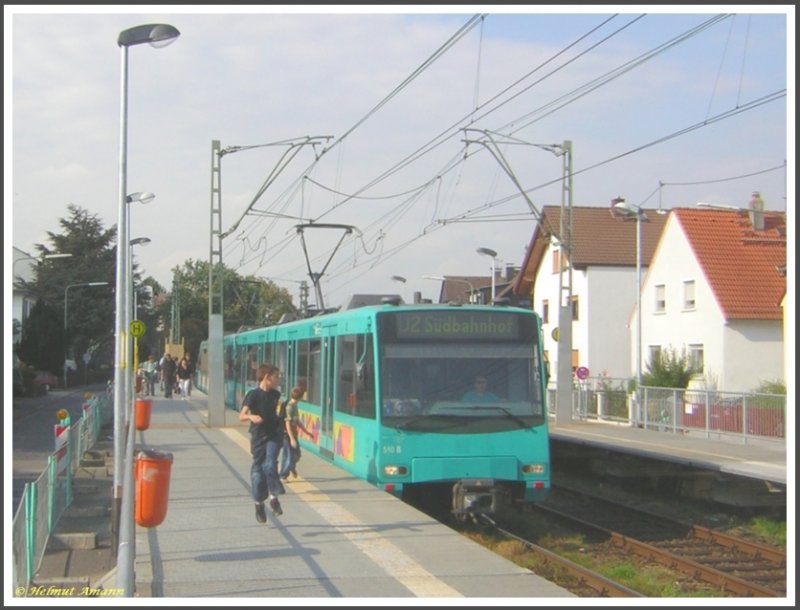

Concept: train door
[[318, 325, 337, 460]]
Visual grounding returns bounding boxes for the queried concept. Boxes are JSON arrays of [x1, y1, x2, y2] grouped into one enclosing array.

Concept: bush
[[642, 347, 697, 389]]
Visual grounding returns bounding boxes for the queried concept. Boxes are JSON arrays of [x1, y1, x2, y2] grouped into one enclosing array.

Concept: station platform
[[127, 393, 574, 600], [549, 419, 788, 486]]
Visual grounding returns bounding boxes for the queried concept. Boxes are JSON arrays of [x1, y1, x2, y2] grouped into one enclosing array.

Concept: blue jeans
[[250, 434, 285, 503], [279, 435, 301, 478], [144, 372, 157, 396]]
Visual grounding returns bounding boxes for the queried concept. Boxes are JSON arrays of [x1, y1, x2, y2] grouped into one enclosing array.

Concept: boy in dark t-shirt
[[239, 363, 286, 522]]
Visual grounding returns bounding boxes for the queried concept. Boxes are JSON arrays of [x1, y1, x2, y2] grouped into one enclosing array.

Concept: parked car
[[13, 366, 57, 397], [33, 371, 58, 393]]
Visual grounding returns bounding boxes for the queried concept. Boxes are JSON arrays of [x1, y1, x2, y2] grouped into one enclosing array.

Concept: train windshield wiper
[[471, 405, 530, 428]]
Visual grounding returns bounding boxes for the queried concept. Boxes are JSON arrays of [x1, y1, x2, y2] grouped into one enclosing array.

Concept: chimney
[[749, 191, 765, 230]]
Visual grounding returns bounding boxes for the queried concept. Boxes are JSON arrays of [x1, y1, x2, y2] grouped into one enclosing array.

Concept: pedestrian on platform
[[239, 364, 286, 523], [176, 357, 192, 400], [279, 385, 311, 481], [141, 355, 158, 396], [160, 353, 177, 399]]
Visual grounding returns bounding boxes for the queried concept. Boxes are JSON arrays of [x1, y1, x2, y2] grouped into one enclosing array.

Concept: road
[[11, 384, 110, 515]]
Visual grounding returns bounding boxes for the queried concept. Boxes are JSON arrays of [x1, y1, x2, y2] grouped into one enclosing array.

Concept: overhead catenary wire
[[219, 13, 784, 303]]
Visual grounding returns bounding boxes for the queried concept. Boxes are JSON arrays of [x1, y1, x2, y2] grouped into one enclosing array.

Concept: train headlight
[[383, 465, 407, 477], [522, 463, 546, 474]]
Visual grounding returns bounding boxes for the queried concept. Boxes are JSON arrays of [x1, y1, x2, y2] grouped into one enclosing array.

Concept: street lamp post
[[476, 247, 498, 303], [612, 196, 647, 405], [63, 282, 109, 388], [114, 23, 179, 593], [390, 275, 407, 302]]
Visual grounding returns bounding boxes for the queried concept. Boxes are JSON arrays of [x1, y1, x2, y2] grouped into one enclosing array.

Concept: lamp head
[[126, 192, 155, 205], [476, 247, 498, 258], [118, 24, 180, 48], [130, 237, 152, 247]]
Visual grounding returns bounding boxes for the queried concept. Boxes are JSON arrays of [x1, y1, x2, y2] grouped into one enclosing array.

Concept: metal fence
[[548, 377, 786, 444], [12, 392, 112, 593]]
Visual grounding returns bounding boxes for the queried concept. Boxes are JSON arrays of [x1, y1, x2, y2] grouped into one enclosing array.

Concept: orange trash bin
[[135, 398, 153, 431], [135, 449, 173, 527]]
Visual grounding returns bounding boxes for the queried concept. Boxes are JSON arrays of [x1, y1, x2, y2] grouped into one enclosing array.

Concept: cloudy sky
[[7, 5, 792, 309]]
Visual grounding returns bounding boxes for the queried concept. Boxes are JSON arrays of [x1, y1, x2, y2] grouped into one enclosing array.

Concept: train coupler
[[452, 479, 498, 523]]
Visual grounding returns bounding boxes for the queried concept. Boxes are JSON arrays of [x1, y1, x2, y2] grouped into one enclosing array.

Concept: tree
[[17, 300, 63, 375], [162, 259, 296, 361], [15, 204, 117, 377], [132, 276, 167, 362]]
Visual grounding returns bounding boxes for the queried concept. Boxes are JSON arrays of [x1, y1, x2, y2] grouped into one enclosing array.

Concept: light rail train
[[196, 297, 550, 520]]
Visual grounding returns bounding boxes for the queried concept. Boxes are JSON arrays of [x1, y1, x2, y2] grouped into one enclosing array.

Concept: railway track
[[537, 486, 786, 597], [478, 514, 643, 597]]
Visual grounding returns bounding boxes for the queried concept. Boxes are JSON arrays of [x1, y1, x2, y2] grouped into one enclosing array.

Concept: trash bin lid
[[136, 448, 173, 462]]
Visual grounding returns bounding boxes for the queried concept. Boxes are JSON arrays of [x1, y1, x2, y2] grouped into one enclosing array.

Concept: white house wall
[[643, 216, 724, 381], [534, 242, 635, 385], [586, 265, 633, 380], [534, 242, 563, 381], [722, 321, 784, 391], [643, 215, 783, 392]]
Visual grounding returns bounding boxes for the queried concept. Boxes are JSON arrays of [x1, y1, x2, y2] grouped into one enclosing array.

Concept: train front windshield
[[376, 309, 546, 433]]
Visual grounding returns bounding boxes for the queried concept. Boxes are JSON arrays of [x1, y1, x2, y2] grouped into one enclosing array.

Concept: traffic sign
[[551, 327, 559, 341], [130, 320, 146, 338], [576, 366, 590, 380]]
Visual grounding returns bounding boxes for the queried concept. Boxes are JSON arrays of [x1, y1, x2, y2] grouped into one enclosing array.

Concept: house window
[[647, 345, 661, 368], [551, 249, 568, 273], [654, 284, 666, 313], [542, 300, 549, 324], [683, 280, 696, 310], [571, 295, 579, 321], [688, 343, 704, 373]]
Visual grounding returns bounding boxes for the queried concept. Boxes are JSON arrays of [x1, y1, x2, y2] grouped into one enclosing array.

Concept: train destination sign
[[389, 311, 520, 340]]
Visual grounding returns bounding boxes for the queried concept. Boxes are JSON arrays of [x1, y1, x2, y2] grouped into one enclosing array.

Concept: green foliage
[[642, 347, 697, 389], [18, 205, 308, 375], [17, 300, 64, 375], [594, 373, 630, 417], [755, 380, 786, 395], [17, 205, 116, 371], [161, 259, 297, 361], [749, 517, 786, 546]]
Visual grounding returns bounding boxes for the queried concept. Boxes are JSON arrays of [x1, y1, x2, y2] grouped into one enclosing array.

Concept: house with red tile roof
[[512, 201, 786, 393], [642, 205, 786, 392], [512, 205, 670, 384]]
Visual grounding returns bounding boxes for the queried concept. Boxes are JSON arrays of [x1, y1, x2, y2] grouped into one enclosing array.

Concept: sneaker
[[269, 497, 283, 516], [255, 502, 267, 523]]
